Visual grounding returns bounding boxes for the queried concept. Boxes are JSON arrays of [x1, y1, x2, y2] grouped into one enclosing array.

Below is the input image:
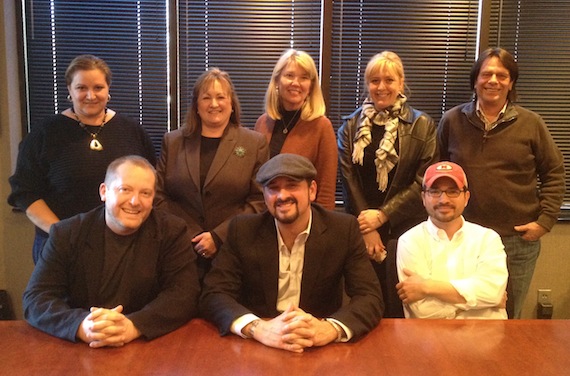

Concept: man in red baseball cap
[[395, 161, 508, 319]]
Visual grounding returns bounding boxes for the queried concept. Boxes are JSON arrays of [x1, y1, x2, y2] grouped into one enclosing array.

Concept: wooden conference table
[[1, 318, 569, 375]]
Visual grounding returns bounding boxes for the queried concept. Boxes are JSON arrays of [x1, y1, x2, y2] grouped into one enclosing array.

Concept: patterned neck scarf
[[352, 93, 407, 192]]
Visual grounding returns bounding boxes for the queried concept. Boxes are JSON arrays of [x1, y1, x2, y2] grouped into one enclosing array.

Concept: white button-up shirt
[[397, 217, 508, 319]]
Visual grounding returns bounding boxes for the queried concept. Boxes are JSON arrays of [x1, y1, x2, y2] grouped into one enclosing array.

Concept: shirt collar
[[426, 216, 466, 241], [476, 100, 508, 123], [275, 210, 313, 251]]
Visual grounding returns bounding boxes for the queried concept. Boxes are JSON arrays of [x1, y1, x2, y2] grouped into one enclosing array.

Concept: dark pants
[[373, 238, 404, 318]]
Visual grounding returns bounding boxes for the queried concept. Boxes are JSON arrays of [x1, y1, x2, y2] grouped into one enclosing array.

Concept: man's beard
[[431, 204, 458, 223], [274, 198, 299, 224]]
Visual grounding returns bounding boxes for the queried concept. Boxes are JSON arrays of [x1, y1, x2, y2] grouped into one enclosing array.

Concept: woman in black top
[[8, 55, 156, 263]]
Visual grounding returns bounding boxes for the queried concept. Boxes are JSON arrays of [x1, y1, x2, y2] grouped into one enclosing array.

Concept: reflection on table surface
[[1, 318, 569, 375]]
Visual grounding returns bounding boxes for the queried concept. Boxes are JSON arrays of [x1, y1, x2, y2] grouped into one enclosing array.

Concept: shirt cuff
[[325, 318, 352, 342], [231, 313, 260, 338]]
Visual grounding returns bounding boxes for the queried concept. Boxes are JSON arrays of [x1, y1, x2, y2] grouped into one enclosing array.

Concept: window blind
[[330, 0, 479, 126], [488, 0, 570, 212], [177, 0, 322, 130], [20, 0, 569, 215], [22, 0, 168, 147], [329, 0, 480, 203]]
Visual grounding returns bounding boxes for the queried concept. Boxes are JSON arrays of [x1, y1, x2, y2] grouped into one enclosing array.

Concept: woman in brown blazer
[[155, 68, 269, 280]]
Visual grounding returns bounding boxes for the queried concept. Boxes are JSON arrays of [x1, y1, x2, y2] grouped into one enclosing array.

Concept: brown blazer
[[155, 125, 269, 242]]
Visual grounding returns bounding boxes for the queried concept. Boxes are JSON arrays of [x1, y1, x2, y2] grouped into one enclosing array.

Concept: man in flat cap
[[396, 161, 508, 319], [200, 153, 383, 353]]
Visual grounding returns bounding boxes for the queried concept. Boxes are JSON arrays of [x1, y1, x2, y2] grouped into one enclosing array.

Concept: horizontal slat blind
[[21, 1, 568, 215], [178, 1, 322, 129], [330, 0, 479, 127], [488, 0, 570, 211], [330, 0, 479, 203], [23, 0, 168, 148]]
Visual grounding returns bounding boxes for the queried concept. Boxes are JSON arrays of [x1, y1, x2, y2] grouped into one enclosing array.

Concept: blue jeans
[[501, 235, 541, 319]]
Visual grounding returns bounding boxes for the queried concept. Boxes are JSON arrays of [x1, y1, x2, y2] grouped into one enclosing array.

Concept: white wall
[[523, 223, 570, 319]]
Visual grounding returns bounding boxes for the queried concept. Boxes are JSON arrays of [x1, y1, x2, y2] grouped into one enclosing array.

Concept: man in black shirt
[[23, 155, 200, 348]]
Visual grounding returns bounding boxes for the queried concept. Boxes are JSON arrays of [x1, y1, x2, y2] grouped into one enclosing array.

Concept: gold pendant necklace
[[282, 108, 301, 134], [73, 108, 108, 151]]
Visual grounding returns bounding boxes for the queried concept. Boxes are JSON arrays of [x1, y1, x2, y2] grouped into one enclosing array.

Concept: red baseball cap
[[423, 161, 468, 189]]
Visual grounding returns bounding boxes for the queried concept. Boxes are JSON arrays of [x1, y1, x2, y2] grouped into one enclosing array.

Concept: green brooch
[[234, 146, 246, 158]]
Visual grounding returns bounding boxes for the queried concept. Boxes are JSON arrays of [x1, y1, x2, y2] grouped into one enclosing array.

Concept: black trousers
[[373, 238, 404, 318]]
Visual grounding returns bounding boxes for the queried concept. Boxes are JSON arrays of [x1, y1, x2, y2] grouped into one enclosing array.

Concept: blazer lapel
[[83, 209, 107, 303], [204, 125, 237, 187], [184, 132, 202, 193], [299, 207, 327, 304], [255, 215, 280, 310]]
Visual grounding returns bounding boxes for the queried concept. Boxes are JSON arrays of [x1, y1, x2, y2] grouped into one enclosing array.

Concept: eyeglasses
[[282, 72, 311, 83], [423, 188, 467, 198]]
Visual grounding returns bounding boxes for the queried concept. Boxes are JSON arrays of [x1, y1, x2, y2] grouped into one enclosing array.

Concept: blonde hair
[[364, 51, 406, 94], [264, 49, 326, 121]]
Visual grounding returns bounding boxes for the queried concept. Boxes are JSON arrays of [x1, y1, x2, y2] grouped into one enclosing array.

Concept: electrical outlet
[[538, 289, 552, 305]]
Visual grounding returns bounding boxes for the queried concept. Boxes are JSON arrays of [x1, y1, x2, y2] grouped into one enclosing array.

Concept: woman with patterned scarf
[[338, 51, 438, 317]]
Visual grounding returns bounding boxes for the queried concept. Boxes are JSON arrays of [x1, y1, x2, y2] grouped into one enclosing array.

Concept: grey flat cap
[[256, 153, 317, 186]]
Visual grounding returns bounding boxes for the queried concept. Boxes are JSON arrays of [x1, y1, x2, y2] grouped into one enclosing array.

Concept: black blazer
[[200, 204, 384, 340], [23, 207, 200, 342]]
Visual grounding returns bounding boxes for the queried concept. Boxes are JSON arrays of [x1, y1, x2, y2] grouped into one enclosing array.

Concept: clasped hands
[[76, 305, 141, 348], [246, 304, 339, 353]]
